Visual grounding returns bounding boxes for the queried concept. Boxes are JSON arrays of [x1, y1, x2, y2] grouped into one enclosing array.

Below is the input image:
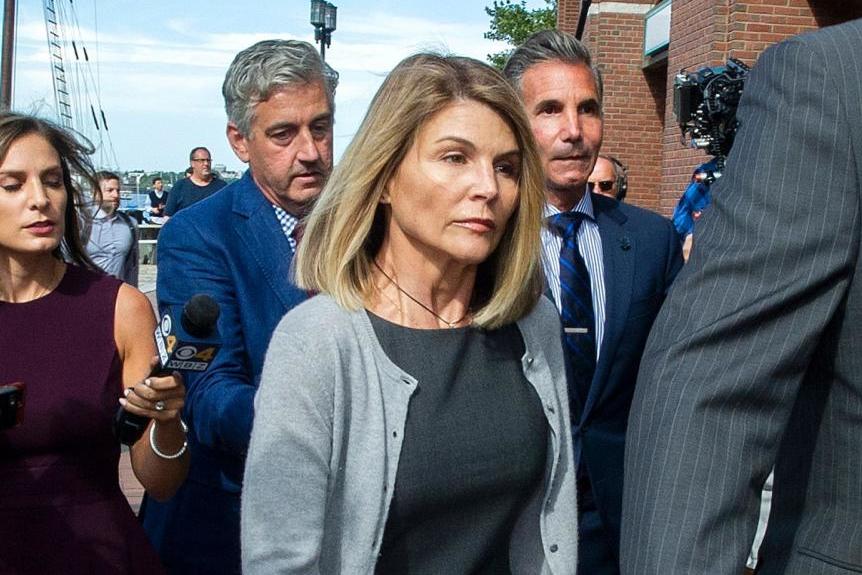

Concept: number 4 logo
[[195, 347, 216, 362]]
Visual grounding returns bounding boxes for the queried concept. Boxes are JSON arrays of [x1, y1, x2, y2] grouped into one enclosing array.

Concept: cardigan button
[[549, 544, 559, 553], [525, 355, 534, 365], [546, 404, 555, 414]]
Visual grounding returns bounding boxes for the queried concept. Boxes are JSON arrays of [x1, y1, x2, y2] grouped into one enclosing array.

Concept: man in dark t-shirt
[[165, 146, 227, 216]]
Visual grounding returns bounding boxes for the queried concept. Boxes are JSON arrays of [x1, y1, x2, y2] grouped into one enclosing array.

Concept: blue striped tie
[[549, 212, 596, 406]]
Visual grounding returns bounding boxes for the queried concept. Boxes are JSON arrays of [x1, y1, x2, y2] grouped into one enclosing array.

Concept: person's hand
[[119, 357, 185, 424]]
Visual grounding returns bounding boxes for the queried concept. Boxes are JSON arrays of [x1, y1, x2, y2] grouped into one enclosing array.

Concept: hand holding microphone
[[119, 370, 185, 425], [114, 294, 221, 446]]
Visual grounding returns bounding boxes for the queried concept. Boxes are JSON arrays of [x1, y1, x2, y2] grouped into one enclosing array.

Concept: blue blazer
[[569, 192, 683, 560], [142, 170, 308, 574]]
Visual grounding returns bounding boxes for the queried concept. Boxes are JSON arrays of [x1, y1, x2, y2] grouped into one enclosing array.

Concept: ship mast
[[1, 0, 15, 109]]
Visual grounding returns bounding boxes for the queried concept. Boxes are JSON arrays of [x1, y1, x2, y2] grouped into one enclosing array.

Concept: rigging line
[[52, 1, 76, 131], [93, 0, 100, 106], [71, 1, 106, 122], [43, 0, 73, 127], [12, 0, 19, 107], [56, 2, 94, 159], [61, 1, 87, 136], [60, 0, 118, 168]]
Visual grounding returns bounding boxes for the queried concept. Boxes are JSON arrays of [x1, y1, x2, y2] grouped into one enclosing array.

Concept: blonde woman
[[242, 54, 576, 574]]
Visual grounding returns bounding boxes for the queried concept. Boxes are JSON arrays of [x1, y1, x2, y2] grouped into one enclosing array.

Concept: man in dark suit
[[504, 31, 683, 575], [141, 39, 335, 574], [621, 18, 862, 575]]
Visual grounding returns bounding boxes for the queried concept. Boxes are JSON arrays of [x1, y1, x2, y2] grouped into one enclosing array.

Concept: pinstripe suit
[[621, 19, 862, 575]]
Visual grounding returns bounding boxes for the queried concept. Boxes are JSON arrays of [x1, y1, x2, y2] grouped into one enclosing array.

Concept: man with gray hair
[[504, 30, 682, 575], [141, 39, 335, 574]]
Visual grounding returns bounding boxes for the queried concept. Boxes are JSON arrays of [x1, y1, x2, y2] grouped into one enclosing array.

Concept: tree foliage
[[485, 0, 558, 69]]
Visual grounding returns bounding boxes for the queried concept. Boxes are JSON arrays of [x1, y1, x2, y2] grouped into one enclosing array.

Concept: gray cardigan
[[242, 295, 577, 574]]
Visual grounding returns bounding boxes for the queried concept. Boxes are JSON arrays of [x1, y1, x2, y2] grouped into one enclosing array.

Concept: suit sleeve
[[620, 35, 859, 573], [242, 319, 333, 574], [156, 216, 256, 455], [663, 216, 684, 290]]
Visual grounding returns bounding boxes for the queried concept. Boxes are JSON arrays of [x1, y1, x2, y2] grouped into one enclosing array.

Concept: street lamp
[[310, 0, 337, 60]]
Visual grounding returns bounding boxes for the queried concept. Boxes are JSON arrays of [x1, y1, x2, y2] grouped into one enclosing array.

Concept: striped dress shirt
[[541, 191, 606, 361]]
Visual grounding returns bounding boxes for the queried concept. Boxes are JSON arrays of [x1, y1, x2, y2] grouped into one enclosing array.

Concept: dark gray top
[[242, 295, 579, 575], [369, 314, 548, 574]]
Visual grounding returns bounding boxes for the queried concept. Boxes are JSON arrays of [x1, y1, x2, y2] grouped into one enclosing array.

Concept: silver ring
[[154, 400, 166, 412]]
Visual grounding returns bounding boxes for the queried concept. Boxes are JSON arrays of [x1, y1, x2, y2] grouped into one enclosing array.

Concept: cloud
[[9, 3, 515, 170]]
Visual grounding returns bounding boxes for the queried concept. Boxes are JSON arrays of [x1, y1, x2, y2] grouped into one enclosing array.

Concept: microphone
[[113, 294, 222, 446]]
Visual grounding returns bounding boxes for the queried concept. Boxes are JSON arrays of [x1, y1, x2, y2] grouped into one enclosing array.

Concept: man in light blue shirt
[[84, 170, 138, 286]]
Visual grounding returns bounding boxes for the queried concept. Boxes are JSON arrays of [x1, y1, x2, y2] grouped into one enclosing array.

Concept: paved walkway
[[121, 264, 158, 514]]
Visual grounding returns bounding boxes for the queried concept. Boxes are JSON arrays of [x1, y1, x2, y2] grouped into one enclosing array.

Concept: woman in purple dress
[[0, 113, 188, 574]]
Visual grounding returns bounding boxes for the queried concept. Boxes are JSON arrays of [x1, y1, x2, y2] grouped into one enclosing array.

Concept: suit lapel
[[584, 195, 634, 417], [232, 172, 296, 310]]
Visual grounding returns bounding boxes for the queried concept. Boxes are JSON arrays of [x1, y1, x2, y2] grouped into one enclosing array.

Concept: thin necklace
[[2, 261, 62, 303], [373, 260, 470, 329]]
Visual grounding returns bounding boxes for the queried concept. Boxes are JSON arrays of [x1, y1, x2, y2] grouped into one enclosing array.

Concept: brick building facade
[[557, 0, 853, 216]]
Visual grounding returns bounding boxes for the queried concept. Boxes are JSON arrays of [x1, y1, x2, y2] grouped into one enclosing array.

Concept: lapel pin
[[620, 237, 631, 251]]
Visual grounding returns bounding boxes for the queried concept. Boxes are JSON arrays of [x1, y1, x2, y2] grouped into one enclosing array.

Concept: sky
[[6, 0, 547, 173]]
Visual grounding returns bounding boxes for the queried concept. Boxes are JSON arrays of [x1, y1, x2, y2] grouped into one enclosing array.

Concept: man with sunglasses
[[164, 146, 227, 216], [589, 154, 627, 201]]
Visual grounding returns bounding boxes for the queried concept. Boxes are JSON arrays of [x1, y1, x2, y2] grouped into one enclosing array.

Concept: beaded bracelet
[[149, 419, 189, 460]]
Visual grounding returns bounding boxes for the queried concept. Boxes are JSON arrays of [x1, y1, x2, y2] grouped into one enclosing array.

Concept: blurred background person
[[147, 176, 168, 224], [588, 154, 628, 201], [82, 170, 139, 286], [164, 146, 226, 216], [671, 158, 718, 261], [242, 53, 577, 574], [0, 112, 188, 574]]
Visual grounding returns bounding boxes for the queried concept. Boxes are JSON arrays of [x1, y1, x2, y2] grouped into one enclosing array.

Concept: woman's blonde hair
[[295, 53, 545, 329]]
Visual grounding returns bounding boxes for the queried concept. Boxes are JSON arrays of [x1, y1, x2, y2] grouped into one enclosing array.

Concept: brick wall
[[558, 0, 826, 216], [560, 0, 664, 212]]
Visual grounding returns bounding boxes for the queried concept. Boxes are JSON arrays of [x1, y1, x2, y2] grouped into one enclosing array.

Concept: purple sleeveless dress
[[0, 264, 165, 574]]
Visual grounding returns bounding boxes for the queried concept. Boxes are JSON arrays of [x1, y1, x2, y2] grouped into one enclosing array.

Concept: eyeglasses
[[592, 180, 614, 192], [191, 158, 212, 163]]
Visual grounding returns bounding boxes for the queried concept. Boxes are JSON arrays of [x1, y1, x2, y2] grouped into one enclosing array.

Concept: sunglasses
[[592, 180, 615, 192]]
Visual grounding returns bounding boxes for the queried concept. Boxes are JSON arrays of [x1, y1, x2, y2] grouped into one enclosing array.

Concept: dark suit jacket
[[621, 19, 862, 575], [142, 170, 308, 574], [562, 193, 682, 559]]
